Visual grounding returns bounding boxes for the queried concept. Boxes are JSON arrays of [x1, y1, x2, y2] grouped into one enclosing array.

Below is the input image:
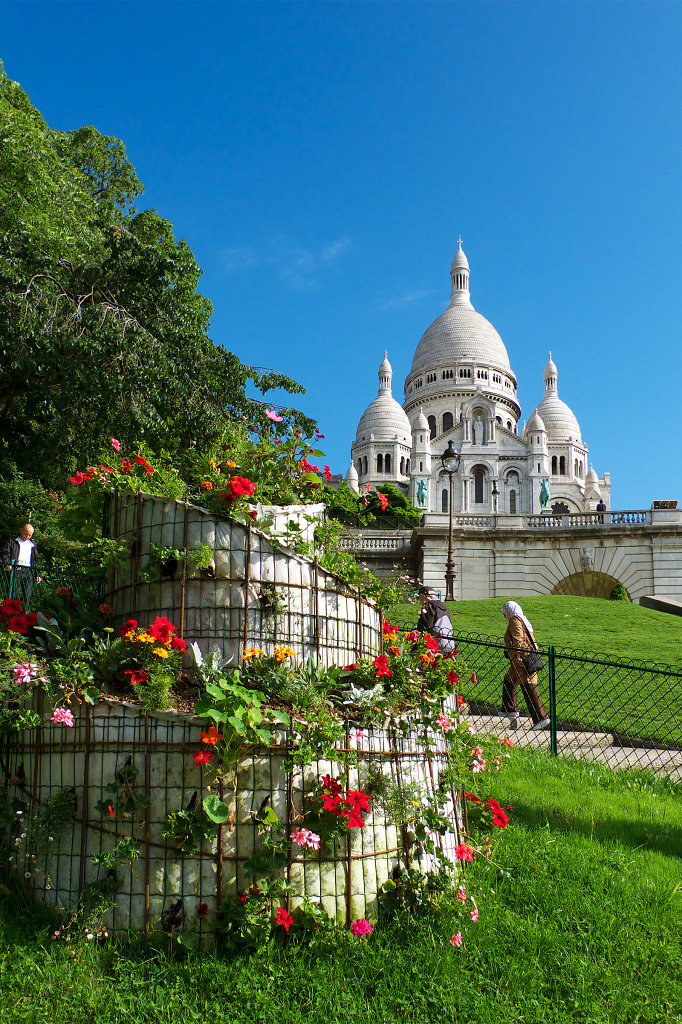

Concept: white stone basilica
[[346, 241, 611, 517]]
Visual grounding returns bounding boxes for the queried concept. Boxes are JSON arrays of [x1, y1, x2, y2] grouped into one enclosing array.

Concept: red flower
[[323, 465, 332, 482], [373, 654, 393, 678], [465, 793, 481, 803], [0, 599, 24, 615], [148, 616, 176, 645], [377, 493, 388, 511], [343, 662, 358, 671], [107, 804, 116, 818], [119, 619, 138, 637], [223, 476, 257, 502], [454, 843, 475, 862], [382, 619, 396, 636], [275, 907, 294, 932], [135, 455, 154, 476], [345, 790, 370, 812], [6, 616, 29, 634], [322, 775, 343, 797], [170, 635, 187, 652], [425, 634, 439, 653], [120, 458, 132, 473], [197, 902, 211, 918], [124, 669, 149, 686], [201, 726, 223, 746], [193, 751, 213, 766], [500, 735, 513, 748], [471, 673, 478, 685], [457, 694, 466, 710], [447, 670, 459, 687], [344, 807, 366, 829]]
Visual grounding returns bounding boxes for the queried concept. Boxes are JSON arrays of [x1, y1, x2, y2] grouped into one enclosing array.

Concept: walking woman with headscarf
[[500, 601, 549, 730]]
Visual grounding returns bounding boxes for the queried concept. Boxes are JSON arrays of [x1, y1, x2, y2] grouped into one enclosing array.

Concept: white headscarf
[[501, 600, 533, 634]]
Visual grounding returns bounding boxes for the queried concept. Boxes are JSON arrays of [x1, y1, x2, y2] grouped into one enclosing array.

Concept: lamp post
[[440, 441, 461, 601]]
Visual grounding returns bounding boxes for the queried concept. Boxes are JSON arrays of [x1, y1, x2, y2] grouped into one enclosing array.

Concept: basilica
[[346, 241, 611, 517]]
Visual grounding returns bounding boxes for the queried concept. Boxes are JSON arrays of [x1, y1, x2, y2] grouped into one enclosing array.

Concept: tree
[[0, 67, 309, 488]]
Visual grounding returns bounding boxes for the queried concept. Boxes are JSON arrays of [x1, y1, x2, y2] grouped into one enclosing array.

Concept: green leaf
[[83, 686, 101, 705], [202, 794, 231, 823], [204, 682, 226, 702], [256, 806, 279, 827], [227, 716, 246, 735]]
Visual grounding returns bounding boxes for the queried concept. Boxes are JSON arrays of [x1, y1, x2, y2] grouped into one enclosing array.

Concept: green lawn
[[1, 749, 680, 1023], [389, 597, 682, 745], [388, 595, 682, 665]]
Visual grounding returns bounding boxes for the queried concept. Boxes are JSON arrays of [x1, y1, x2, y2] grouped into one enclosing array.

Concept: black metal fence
[[394, 623, 682, 778]]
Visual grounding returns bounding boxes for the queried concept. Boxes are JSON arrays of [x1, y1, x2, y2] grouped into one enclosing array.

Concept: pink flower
[[111, 438, 122, 451], [323, 466, 332, 482], [472, 759, 486, 773], [456, 885, 467, 903], [470, 898, 479, 923], [13, 662, 38, 685], [50, 707, 74, 728], [377, 493, 389, 511], [354, 729, 363, 741], [449, 932, 463, 947], [454, 843, 474, 862], [436, 712, 452, 731], [471, 673, 478, 685], [265, 409, 284, 422], [290, 827, 321, 851], [350, 918, 372, 937]]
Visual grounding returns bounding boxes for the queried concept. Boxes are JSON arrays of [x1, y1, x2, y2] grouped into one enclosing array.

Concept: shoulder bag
[[520, 621, 544, 675]]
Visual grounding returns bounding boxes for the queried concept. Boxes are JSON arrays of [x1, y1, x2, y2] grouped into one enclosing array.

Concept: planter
[[105, 493, 379, 668], [4, 695, 462, 946]]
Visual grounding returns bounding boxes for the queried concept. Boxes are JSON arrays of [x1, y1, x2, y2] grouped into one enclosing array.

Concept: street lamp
[[440, 441, 461, 601]]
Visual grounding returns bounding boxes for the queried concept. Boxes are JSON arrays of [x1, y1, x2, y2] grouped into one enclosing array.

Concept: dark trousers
[[10, 566, 37, 610], [502, 665, 547, 724]]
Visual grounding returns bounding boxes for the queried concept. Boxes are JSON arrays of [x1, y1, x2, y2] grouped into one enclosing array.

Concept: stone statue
[[417, 479, 428, 507], [580, 548, 594, 572], [472, 416, 483, 445], [539, 478, 550, 509]]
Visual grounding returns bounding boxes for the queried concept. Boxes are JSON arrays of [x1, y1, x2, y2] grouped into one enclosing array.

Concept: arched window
[[506, 420, 512, 431], [574, 458, 579, 476], [474, 468, 485, 504], [384, 454, 391, 474], [376, 454, 383, 473], [442, 412, 454, 432], [427, 415, 437, 440], [356, 460, 362, 476], [560, 456, 566, 475], [406, 459, 410, 474], [551, 456, 557, 475], [363, 457, 368, 475], [441, 488, 448, 513], [400, 457, 405, 475], [579, 461, 583, 477], [509, 489, 517, 514]]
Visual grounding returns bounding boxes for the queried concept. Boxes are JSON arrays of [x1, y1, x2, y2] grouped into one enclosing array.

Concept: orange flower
[[242, 647, 264, 661], [419, 653, 434, 666], [200, 480, 213, 491], [153, 647, 170, 658], [225, 460, 237, 469], [98, 603, 113, 615], [56, 586, 71, 597], [388, 645, 400, 656], [201, 726, 223, 746]]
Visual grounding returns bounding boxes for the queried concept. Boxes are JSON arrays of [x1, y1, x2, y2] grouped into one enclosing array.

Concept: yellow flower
[[153, 647, 170, 658], [242, 647, 264, 661], [274, 645, 296, 662], [226, 460, 237, 469], [208, 460, 217, 469], [136, 632, 155, 643]]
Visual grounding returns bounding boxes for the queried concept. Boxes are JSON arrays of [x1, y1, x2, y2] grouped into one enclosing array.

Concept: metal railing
[[393, 622, 682, 778]]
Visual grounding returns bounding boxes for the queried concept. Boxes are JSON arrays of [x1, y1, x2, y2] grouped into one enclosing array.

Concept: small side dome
[[526, 410, 546, 433], [412, 407, 429, 432], [345, 463, 359, 493], [355, 351, 412, 443], [586, 464, 599, 485]]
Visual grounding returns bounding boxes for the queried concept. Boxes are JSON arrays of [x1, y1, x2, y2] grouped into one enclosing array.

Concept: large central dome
[[410, 305, 511, 375], [410, 242, 511, 376]]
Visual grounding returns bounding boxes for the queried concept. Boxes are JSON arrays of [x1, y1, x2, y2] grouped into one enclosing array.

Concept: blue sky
[[4, 1, 682, 508]]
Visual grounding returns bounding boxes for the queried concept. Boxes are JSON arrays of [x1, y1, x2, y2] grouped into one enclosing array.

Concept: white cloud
[[221, 236, 351, 289], [375, 288, 436, 312]]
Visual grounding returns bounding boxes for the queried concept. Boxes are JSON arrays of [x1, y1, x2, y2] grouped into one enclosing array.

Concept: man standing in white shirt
[[3, 523, 41, 609]]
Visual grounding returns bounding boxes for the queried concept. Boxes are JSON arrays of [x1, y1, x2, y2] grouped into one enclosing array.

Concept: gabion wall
[[105, 492, 381, 667], [4, 695, 462, 945]]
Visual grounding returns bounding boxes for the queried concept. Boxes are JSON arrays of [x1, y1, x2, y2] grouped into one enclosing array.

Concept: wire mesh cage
[[105, 491, 382, 668], [3, 695, 462, 945]]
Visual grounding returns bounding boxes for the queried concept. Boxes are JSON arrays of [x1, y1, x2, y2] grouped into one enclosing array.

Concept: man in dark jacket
[[3, 524, 41, 609], [416, 585, 456, 654]]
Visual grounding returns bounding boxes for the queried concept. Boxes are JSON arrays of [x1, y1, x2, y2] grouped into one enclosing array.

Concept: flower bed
[[4, 693, 466, 946]]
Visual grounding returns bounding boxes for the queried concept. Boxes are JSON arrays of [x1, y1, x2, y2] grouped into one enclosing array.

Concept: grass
[[388, 595, 682, 665], [389, 596, 682, 745], [1, 749, 681, 1023]]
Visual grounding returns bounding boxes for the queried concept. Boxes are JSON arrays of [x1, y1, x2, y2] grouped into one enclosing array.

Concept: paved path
[[467, 712, 682, 782]]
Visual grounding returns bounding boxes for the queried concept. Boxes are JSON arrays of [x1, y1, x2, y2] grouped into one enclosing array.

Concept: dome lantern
[[450, 237, 472, 308]]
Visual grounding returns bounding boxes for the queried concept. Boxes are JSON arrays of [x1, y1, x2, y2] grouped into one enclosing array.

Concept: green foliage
[[194, 671, 290, 766], [378, 870, 457, 922], [609, 582, 630, 601], [22, 787, 77, 857], [0, 69, 308, 488], [91, 837, 140, 871], [162, 796, 220, 855], [135, 671, 174, 712]]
